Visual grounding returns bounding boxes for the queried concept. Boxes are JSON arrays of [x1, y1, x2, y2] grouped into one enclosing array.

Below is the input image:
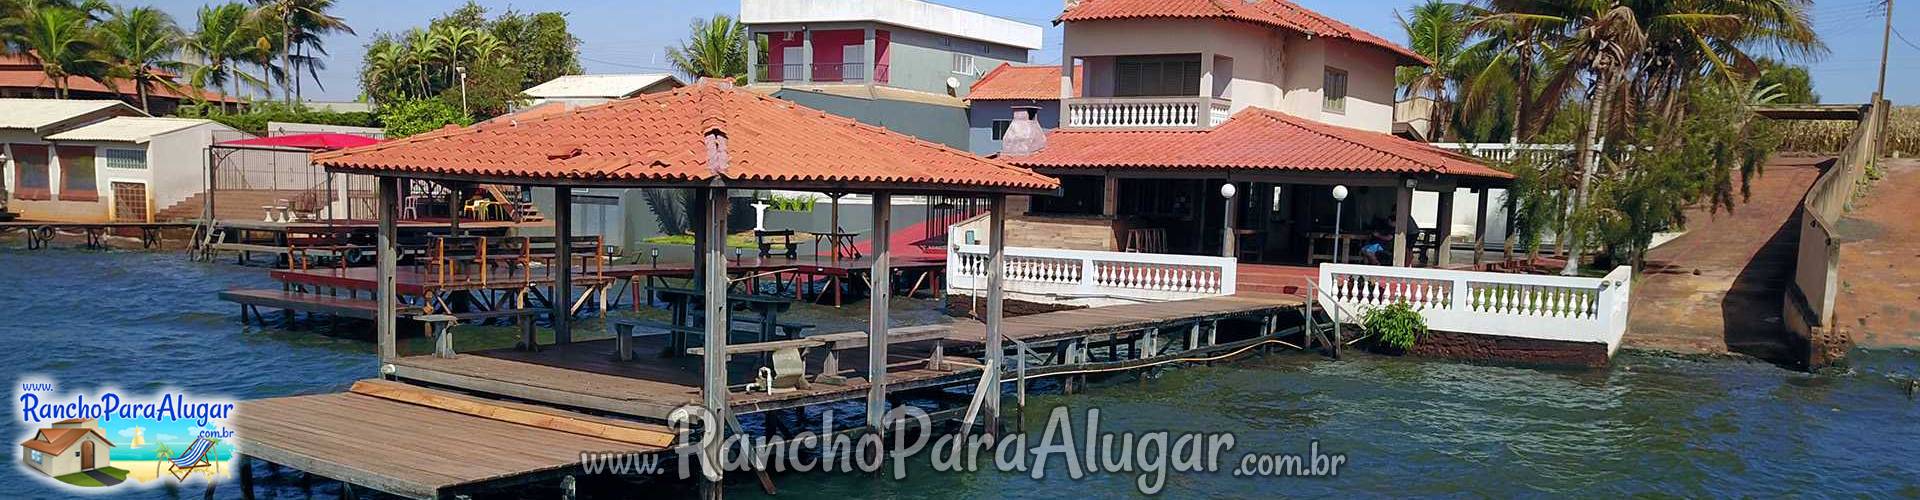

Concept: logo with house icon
[[19, 418, 123, 486]]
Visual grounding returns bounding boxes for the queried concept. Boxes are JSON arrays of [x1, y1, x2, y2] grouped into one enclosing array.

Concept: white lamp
[[1219, 183, 1239, 258], [1219, 182, 1238, 199], [1332, 185, 1349, 202], [1332, 185, 1349, 264]]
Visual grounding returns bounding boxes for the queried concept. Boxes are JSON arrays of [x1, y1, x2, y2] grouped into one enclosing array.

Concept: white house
[[31, 116, 249, 222]]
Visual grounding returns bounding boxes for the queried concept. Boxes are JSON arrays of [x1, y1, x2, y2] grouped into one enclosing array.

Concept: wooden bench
[[809, 325, 956, 384], [219, 289, 419, 324], [607, 318, 764, 361], [755, 230, 800, 259], [417, 308, 543, 357]]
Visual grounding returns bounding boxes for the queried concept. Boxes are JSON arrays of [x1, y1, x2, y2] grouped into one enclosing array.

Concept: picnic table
[[812, 231, 862, 260], [642, 287, 810, 359]]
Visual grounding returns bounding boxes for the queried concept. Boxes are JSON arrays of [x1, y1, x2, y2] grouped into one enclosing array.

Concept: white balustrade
[[1317, 264, 1632, 353], [1066, 96, 1231, 130], [948, 244, 1237, 304]]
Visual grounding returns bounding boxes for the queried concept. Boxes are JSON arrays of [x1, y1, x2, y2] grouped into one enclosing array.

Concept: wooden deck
[[274, 266, 615, 295], [234, 389, 667, 500], [388, 332, 977, 420], [944, 293, 1304, 346]]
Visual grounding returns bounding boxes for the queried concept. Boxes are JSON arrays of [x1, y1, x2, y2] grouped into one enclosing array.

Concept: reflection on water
[[0, 249, 1915, 499]]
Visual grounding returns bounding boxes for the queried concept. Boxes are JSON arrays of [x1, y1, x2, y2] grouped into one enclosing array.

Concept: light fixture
[[1332, 185, 1349, 202], [650, 248, 659, 267], [1219, 182, 1237, 199]]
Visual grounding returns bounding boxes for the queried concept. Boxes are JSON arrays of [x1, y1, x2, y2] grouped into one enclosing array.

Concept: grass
[[53, 466, 128, 487], [642, 232, 774, 249]]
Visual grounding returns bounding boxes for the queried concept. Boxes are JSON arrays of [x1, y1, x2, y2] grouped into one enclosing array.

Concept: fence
[[1785, 96, 1889, 346], [1317, 263, 1633, 353], [947, 244, 1237, 305]]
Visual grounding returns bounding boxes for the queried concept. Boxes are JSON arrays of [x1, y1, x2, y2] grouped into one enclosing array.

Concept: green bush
[[176, 102, 380, 136], [381, 99, 473, 139], [767, 193, 817, 212], [1360, 301, 1429, 352]]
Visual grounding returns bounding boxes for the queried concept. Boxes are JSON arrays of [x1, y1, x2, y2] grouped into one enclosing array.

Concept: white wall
[[742, 0, 1043, 50]]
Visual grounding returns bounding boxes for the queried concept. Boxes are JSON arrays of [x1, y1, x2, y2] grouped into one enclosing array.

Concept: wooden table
[[1306, 232, 1367, 264], [648, 287, 796, 358], [813, 231, 862, 260]]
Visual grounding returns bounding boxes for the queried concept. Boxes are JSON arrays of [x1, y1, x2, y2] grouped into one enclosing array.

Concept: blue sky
[[138, 0, 1918, 104]]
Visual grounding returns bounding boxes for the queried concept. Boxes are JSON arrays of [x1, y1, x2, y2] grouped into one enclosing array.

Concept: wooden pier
[[0, 221, 194, 249]]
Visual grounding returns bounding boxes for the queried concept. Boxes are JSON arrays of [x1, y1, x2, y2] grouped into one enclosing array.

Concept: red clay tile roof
[[967, 64, 1081, 101], [1057, 0, 1429, 65], [20, 427, 113, 455], [0, 67, 241, 104], [1008, 107, 1511, 180], [316, 81, 1059, 194]]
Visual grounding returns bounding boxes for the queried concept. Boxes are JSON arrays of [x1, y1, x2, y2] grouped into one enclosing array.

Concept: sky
[[135, 0, 1919, 104]]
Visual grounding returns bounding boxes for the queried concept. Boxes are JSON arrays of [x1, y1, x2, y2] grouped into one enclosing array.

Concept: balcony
[[754, 63, 890, 84], [1065, 96, 1232, 130]]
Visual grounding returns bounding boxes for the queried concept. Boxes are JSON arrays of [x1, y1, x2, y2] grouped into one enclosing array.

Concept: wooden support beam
[[376, 176, 398, 361], [866, 192, 892, 430], [553, 188, 573, 344], [1473, 187, 1491, 265], [1437, 189, 1455, 267], [1392, 181, 1413, 267], [697, 187, 729, 500], [984, 195, 1008, 427]]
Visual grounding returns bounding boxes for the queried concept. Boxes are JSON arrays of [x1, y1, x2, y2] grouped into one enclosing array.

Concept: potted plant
[[1359, 301, 1428, 355]]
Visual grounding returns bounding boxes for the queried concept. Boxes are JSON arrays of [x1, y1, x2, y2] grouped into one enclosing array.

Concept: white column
[[801, 28, 813, 84], [863, 26, 877, 86], [866, 192, 892, 429], [746, 30, 759, 85], [1059, 56, 1075, 125], [375, 176, 398, 361]]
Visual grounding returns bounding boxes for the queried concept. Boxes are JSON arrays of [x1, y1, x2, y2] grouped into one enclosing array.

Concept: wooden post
[[1473, 187, 1490, 265], [1392, 181, 1413, 267], [866, 192, 892, 430], [375, 176, 398, 361], [1436, 189, 1455, 267], [1503, 192, 1517, 262], [697, 187, 730, 500], [984, 195, 1007, 428], [446, 182, 461, 234], [1101, 174, 1118, 218], [553, 188, 573, 344]]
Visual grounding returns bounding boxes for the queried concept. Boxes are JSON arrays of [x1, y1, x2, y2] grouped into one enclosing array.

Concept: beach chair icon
[[165, 436, 220, 481]]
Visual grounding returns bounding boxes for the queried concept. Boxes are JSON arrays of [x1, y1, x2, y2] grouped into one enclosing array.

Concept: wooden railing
[[1065, 96, 1231, 130], [947, 245, 1237, 304], [1317, 264, 1632, 353]]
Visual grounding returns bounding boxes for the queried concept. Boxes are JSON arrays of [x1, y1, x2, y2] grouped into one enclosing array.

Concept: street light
[[455, 65, 470, 118], [1332, 185, 1349, 264], [1219, 182, 1238, 258]]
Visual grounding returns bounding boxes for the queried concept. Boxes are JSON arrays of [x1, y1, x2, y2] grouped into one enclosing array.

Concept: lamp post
[[1219, 182, 1238, 258], [1332, 185, 1349, 264], [650, 247, 659, 268], [455, 65, 470, 118]]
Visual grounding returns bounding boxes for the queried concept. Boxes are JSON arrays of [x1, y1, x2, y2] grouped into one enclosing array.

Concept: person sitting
[[1360, 217, 1395, 265]]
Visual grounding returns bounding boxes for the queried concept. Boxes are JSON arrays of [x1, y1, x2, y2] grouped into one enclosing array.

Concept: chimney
[[999, 105, 1048, 157]]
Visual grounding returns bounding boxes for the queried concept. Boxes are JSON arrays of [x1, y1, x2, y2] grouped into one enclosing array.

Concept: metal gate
[[112, 182, 149, 222]]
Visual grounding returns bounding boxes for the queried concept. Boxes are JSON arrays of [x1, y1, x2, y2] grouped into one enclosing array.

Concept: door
[[781, 46, 803, 81], [842, 45, 864, 81], [80, 441, 94, 469], [111, 182, 149, 222]]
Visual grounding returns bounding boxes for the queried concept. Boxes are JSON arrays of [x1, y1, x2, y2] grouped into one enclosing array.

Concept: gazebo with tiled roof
[[313, 80, 1056, 495]]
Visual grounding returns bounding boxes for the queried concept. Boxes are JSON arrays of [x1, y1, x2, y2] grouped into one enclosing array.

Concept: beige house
[[20, 418, 114, 478]]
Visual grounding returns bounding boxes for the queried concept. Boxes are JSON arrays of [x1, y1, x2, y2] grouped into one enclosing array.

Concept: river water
[[1, 249, 1916, 499]]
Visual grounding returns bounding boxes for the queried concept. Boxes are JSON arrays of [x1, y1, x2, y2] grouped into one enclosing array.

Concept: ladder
[[190, 221, 226, 262]]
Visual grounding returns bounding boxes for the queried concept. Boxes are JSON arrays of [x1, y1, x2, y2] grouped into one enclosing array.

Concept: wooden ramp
[[234, 380, 674, 500]]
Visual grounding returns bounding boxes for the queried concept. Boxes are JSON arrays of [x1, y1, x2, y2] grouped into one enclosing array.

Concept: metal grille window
[[952, 53, 976, 75], [991, 119, 1012, 140], [1323, 67, 1349, 113], [1115, 55, 1202, 97], [98, 148, 146, 169]]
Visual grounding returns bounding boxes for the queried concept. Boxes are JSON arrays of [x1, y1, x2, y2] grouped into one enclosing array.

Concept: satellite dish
[[946, 76, 961, 90]]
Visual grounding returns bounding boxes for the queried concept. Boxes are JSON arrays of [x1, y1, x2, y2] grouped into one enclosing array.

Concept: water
[[1, 249, 1917, 498]]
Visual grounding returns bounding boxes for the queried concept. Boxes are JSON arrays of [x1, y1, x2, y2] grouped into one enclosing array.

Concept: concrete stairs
[[157, 190, 328, 221]]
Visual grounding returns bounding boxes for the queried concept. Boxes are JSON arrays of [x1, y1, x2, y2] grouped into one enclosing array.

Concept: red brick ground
[[1834, 158, 1920, 348], [1624, 156, 1828, 358]]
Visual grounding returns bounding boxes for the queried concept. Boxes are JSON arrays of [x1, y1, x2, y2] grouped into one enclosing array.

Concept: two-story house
[[741, 0, 1043, 149], [971, 0, 1514, 269]]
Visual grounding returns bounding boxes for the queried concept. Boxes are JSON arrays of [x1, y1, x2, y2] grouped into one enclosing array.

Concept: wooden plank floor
[[234, 392, 664, 500], [943, 293, 1304, 345], [274, 266, 615, 294], [389, 332, 980, 420]]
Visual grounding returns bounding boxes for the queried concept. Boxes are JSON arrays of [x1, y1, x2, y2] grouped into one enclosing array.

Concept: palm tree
[[184, 2, 263, 113], [1397, 1, 1474, 142], [15, 6, 104, 99], [665, 15, 745, 80], [99, 6, 183, 114], [249, 0, 351, 104]]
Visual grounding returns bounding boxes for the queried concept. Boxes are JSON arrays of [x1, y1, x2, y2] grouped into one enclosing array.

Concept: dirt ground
[[1624, 156, 1828, 359], [1833, 158, 1920, 348]]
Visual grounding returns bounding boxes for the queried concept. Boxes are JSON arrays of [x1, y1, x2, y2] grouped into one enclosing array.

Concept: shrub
[[176, 102, 381, 136], [767, 193, 817, 212], [1360, 301, 1429, 352], [381, 99, 473, 139]]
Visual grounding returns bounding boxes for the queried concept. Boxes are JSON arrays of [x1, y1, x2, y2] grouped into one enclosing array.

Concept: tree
[[13, 5, 105, 99], [380, 98, 469, 138], [249, 0, 353, 104], [1755, 58, 1817, 104], [1396, 1, 1473, 142], [665, 15, 746, 80], [356, 3, 578, 120], [99, 6, 183, 114], [185, 2, 264, 113]]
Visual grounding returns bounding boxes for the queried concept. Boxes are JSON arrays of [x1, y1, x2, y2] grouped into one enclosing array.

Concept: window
[[1029, 175, 1105, 215], [9, 144, 50, 200], [98, 148, 146, 170], [1115, 55, 1202, 97], [29, 450, 42, 464], [1323, 67, 1349, 113], [990, 119, 1012, 140], [951, 53, 976, 75], [58, 146, 97, 201]]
